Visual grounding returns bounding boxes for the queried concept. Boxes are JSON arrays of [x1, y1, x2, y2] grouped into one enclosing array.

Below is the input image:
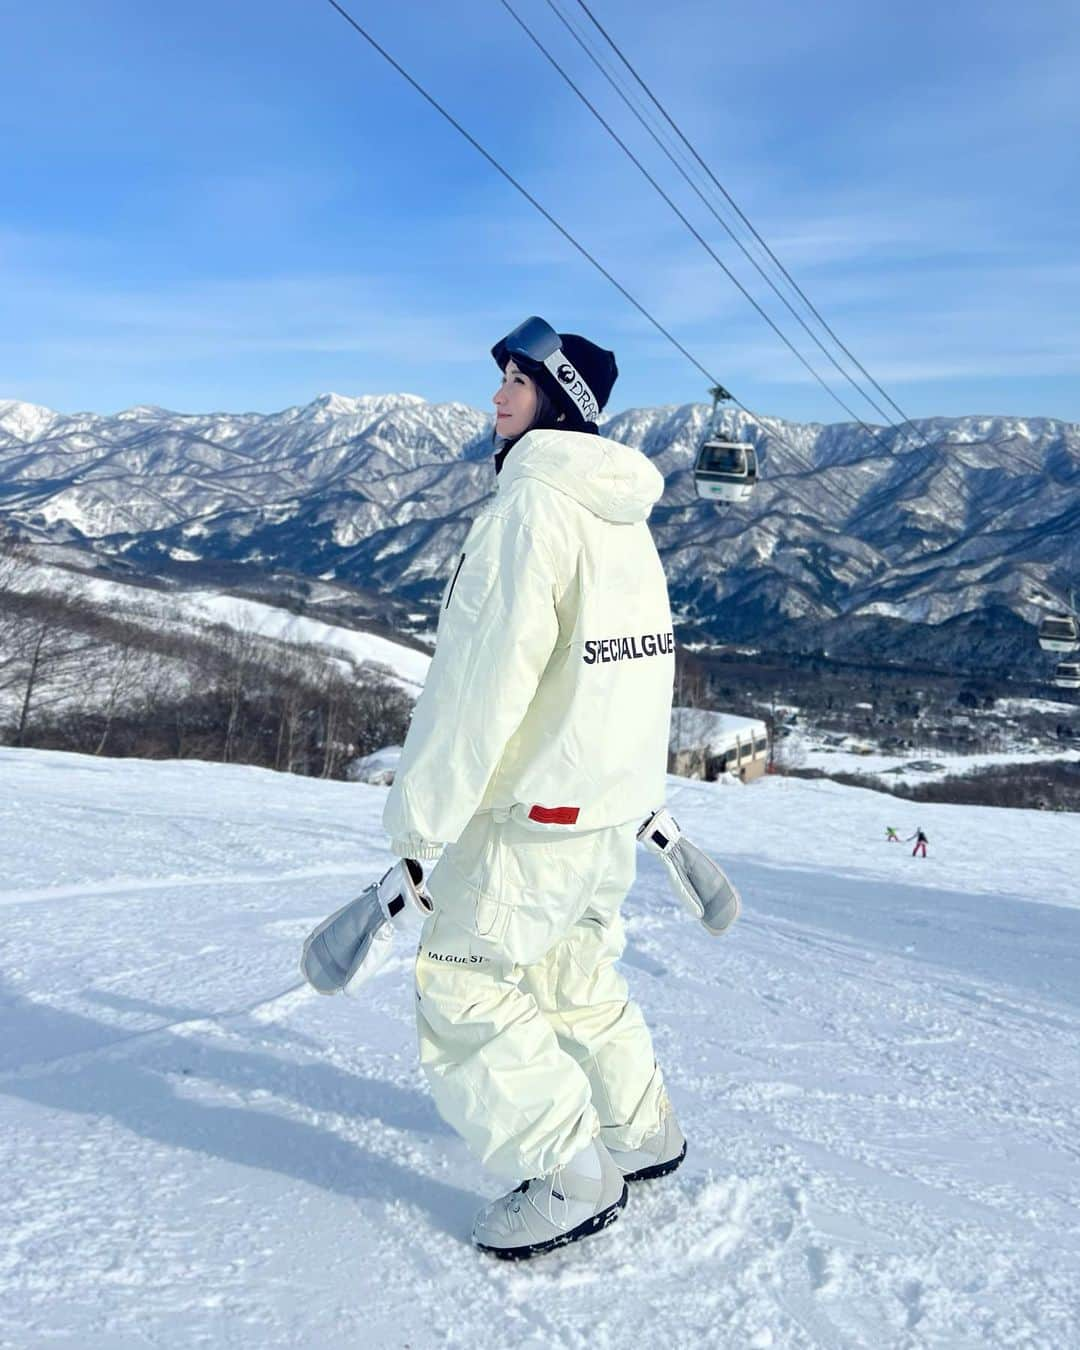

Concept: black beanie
[[494, 329, 618, 432], [545, 332, 618, 430]]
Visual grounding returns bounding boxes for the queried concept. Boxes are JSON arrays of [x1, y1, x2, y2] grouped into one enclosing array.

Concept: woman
[[382, 317, 682, 1259]]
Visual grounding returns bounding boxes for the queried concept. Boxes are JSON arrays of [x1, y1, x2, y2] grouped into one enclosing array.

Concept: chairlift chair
[[1053, 661, 1080, 689], [1037, 614, 1080, 652]]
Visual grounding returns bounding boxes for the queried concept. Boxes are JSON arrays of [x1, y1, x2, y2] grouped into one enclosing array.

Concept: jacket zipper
[[445, 552, 465, 610]]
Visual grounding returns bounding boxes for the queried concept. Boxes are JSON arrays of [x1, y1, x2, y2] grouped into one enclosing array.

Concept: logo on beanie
[[557, 363, 575, 385]]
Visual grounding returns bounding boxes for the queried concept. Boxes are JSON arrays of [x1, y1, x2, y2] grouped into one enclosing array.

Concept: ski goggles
[[492, 315, 600, 425]]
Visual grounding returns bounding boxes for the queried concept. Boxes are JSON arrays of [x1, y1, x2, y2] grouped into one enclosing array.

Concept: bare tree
[[351, 668, 413, 757], [317, 667, 356, 779], [0, 531, 34, 702], [272, 654, 312, 774], [90, 640, 155, 755], [8, 593, 98, 746], [0, 529, 32, 592], [216, 620, 267, 764], [0, 557, 420, 780]]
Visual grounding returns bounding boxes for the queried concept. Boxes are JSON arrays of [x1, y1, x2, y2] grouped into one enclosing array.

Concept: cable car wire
[[527, 0, 952, 517], [538, 0, 909, 441], [319, 0, 805, 465], [568, 0, 937, 458], [318, 0, 929, 529], [498, 0, 901, 457], [496, 4, 926, 520]]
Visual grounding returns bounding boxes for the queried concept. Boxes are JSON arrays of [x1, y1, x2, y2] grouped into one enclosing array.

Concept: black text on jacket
[[583, 631, 675, 665]]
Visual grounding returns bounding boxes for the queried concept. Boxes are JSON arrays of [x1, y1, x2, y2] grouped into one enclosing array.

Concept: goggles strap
[[537, 349, 600, 425]]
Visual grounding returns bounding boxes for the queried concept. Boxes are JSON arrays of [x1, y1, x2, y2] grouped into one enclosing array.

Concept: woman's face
[[493, 357, 538, 439]]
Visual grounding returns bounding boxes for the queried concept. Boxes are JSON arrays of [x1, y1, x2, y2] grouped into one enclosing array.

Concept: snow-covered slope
[[2, 395, 1078, 669], [1, 558, 431, 714], [1, 749, 1077, 1348]]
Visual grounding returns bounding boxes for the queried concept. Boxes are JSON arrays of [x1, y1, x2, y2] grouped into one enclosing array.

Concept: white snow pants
[[415, 808, 667, 1181]]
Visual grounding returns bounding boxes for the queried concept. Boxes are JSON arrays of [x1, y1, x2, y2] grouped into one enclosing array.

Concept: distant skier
[[379, 317, 686, 1259], [885, 826, 900, 843], [908, 827, 928, 858]]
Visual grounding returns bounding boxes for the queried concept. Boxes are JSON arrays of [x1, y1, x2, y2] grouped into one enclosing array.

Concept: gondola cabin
[[693, 439, 758, 505], [1038, 614, 1080, 652], [1053, 661, 1080, 689]]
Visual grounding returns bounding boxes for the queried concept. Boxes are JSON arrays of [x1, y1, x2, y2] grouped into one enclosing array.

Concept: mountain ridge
[[2, 393, 1077, 675]]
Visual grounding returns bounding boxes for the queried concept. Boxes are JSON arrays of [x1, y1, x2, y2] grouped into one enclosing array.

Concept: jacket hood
[[496, 427, 665, 523]]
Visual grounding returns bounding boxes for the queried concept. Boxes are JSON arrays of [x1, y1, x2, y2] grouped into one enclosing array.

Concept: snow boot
[[607, 1108, 687, 1183], [472, 1137, 628, 1261]]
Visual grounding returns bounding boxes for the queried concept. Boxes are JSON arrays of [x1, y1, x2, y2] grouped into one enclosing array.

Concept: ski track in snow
[[1, 747, 1078, 1348]]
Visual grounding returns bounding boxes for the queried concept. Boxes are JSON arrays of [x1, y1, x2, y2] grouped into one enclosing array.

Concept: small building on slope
[[668, 707, 770, 783]]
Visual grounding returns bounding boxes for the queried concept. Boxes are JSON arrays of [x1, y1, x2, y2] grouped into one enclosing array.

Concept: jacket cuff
[[389, 834, 445, 862]]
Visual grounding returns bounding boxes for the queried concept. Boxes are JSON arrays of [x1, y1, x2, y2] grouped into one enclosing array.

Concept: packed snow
[[1, 747, 1078, 1348]]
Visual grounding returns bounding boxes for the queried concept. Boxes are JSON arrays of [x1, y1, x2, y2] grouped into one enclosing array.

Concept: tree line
[[0, 534, 414, 778]]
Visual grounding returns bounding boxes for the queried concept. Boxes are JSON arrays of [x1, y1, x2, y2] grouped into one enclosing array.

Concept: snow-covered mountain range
[[2, 394, 1077, 672]]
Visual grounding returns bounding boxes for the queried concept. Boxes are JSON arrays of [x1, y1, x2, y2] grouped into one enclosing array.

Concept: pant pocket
[[428, 814, 511, 944]]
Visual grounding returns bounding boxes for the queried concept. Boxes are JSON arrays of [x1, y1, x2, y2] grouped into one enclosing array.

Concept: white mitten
[[636, 807, 740, 936], [300, 859, 434, 996]]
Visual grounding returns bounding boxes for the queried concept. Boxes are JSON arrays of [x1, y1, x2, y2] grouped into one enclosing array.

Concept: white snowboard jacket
[[382, 427, 674, 860]]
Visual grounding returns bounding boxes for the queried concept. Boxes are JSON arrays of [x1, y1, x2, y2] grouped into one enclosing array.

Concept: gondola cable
[[320, 0, 804, 470], [320, 0, 917, 528], [498, 0, 925, 521], [569, 0, 937, 459], [498, 0, 901, 458], [535, 0, 915, 447]]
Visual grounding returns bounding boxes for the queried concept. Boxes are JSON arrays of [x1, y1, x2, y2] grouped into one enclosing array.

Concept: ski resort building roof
[[668, 707, 768, 756]]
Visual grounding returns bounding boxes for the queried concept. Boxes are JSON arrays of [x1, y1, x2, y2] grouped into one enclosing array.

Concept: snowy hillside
[[4, 558, 431, 699], [2, 394, 1078, 670], [2, 748, 1077, 1348]]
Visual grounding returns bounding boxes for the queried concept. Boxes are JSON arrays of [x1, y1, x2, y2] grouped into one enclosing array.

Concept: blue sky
[[3, 0, 1078, 426]]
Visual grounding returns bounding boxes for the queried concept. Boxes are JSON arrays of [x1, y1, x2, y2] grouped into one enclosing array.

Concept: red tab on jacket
[[527, 804, 580, 825]]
